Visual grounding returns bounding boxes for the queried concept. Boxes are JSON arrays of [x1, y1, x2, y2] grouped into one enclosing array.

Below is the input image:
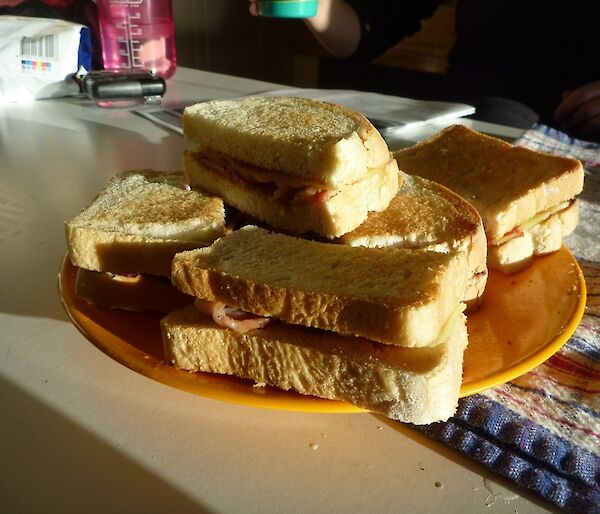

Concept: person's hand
[[248, 0, 259, 16], [554, 81, 600, 142]]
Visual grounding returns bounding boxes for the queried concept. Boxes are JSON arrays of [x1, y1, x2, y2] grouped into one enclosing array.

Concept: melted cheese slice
[[519, 201, 570, 232]]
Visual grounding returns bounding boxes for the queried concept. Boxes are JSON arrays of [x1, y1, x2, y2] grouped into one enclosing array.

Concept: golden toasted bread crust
[[65, 170, 225, 276], [161, 306, 468, 424], [183, 150, 399, 238], [393, 125, 584, 240], [183, 96, 391, 186], [170, 226, 468, 347], [341, 173, 487, 302]]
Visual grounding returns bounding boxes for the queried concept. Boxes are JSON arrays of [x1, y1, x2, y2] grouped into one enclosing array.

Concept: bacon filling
[[196, 151, 335, 205], [194, 299, 272, 333]]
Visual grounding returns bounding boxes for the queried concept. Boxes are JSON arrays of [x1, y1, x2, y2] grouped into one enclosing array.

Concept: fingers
[[554, 81, 600, 142], [554, 80, 600, 124], [560, 96, 600, 135], [577, 113, 600, 142], [249, 0, 259, 16]]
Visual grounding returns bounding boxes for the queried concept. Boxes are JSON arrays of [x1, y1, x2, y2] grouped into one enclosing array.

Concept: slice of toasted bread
[[66, 170, 225, 277], [488, 199, 579, 273], [183, 96, 391, 187], [171, 226, 468, 347], [393, 125, 584, 242], [183, 150, 399, 238], [161, 305, 468, 424], [340, 173, 487, 308]]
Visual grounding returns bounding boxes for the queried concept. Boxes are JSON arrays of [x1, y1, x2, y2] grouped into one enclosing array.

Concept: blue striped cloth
[[417, 125, 600, 513]]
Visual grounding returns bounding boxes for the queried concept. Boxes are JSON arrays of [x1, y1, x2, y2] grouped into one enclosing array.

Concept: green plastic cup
[[258, 0, 318, 18]]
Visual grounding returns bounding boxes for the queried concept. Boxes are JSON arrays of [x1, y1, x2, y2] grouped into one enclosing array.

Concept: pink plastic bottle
[[97, 0, 177, 79]]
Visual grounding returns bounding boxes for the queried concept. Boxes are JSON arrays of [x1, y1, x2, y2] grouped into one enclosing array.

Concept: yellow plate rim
[[459, 248, 586, 396]]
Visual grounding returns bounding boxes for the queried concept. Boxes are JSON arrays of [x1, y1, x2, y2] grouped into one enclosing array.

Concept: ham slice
[[489, 227, 524, 246], [196, 151, 334, 205], [194, 299, 272, 333]]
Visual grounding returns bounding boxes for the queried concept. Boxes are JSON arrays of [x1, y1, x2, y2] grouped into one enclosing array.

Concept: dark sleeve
[[344, 0, 444, 60]]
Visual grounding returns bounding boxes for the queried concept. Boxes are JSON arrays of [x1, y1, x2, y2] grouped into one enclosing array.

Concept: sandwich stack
[[182, 96, 400, 238], [158, 96, 473, 424], [163, 226, 469, 424], [65, 98, 583, 426]]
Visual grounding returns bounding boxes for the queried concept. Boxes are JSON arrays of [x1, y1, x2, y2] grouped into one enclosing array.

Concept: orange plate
[[59, 247, 586, 412]]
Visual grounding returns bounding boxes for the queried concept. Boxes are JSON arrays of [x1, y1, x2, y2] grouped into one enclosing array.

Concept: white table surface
[[0, 67, 549, 514]]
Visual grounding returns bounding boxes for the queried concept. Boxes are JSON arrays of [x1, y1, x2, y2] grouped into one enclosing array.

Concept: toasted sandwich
[[393, 125, 584, 273], [161, 226, 469, 423], [340, 173, 487, 309], [182, 96, 400, 238], [162, 304, 468, 424], [65, 169, 226, 312]]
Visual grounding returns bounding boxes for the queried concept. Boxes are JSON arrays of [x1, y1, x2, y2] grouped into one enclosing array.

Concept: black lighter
[[81, 69, 166, 105]]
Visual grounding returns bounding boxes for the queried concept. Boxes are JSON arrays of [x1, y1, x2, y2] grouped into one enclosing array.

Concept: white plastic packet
[[0, 15, 92, 103]]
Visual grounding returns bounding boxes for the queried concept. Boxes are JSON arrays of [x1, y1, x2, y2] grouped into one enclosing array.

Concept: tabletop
[[0, 67, 553, 513]]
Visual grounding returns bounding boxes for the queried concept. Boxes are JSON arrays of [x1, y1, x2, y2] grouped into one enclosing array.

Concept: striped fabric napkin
[[417, 125, 600, 513]]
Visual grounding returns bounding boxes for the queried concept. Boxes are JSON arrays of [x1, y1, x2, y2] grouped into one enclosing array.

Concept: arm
[[249, 0, 360, 57], [313, 0, 443, 59], [302, 0, 361, 58], [250, 0, 441, 60]]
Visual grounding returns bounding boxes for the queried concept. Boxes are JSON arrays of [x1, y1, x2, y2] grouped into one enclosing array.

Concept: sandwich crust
[[161, 306, 468, 424], [170, 226, 468, 347], [393, 125, 584, 241], [183, 96, 391, 186], [65, 170, 225, 276]]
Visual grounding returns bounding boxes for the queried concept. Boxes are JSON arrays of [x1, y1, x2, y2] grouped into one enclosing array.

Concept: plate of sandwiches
[[60, 96, 586, 425]]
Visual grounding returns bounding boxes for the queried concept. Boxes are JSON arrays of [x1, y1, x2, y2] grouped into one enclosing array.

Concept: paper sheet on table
[[135, 88, 475, 142], [256, 88, 475, 133]]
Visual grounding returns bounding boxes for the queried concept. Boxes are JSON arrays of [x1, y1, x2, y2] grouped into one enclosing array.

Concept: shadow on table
[[0, 112, 185, 322], [0, 374, 213, 514]]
